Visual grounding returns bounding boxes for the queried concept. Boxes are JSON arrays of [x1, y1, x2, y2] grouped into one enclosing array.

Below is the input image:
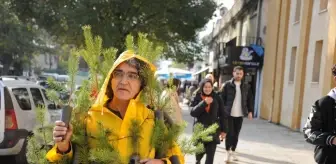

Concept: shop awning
[[156, 67, 193, 80], [193, 66, 209, 76]]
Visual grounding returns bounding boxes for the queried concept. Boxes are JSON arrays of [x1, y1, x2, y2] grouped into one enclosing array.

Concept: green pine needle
[[129, 119, 142, 154], [46, 77, 66, 92], [151, 119, 166, 158], [125, 34, 135, 51], [66, 49, 80, 101], [101, 48, 117, 81], [26, 105, 57, 164], [178, 123, 219, 156], [28, 27, 219, 163], [89, 148, 122, 164]]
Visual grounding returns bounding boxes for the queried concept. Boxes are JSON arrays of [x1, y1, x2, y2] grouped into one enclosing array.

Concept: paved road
[[181, 104, 315, 164], [1, 104, 316, 164]]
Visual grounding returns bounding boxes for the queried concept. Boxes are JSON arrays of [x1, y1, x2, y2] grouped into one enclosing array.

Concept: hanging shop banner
[[226, 46, 264, 68]]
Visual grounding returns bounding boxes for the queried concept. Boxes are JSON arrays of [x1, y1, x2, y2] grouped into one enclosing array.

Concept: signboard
[[218, 56, 227, 67], [226, 46, 263, 68]]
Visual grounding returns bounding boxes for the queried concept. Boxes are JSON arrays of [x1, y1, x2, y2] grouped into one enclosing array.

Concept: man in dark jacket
[[220, 66, 254, 162], [303, 64, 336, 164]]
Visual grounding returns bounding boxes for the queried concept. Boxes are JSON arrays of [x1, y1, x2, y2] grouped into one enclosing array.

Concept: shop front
[[217, 45, 264, 116]]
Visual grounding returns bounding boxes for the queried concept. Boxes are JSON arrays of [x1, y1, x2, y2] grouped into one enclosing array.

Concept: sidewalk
[[181, 104, 315, 164]]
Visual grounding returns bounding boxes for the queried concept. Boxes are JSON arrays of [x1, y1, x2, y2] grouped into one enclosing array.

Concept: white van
[[0, 79, 60, 163]]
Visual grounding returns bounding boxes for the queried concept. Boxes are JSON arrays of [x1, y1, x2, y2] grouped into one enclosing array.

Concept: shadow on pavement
[[236, 152, 295, 164], [237, 119, 314, 152]]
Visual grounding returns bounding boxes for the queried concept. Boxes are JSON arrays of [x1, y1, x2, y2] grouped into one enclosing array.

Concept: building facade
[[34, 54, 59, 70], [260, 0, 334, 131], [204, 0, 268, 117]]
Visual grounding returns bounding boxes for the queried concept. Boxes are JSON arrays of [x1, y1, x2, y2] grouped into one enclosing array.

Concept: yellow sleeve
[[45, 143, 73, 162], [162, 142, 185, 164]]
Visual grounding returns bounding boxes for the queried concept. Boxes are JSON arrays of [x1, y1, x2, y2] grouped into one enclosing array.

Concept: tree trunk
[[49, 54, 52, 69], [2, 63, 10, 75], [1, 54, 13, 75]]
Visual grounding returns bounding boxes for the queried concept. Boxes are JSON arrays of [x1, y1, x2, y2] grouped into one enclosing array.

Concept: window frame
[[319, 0, 328, 12], [30, 88, 45, 108], [12, 87, 32, 110]]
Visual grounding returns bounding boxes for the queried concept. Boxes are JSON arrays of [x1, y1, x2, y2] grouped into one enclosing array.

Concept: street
[[1, 104, 315, 164], [181, 104, 315, 164]]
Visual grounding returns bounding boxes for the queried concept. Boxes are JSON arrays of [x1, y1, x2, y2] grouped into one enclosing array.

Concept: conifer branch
[[67, 49, 80, 106], [129, 119, 142, 155], [178, 123, 219, 155], [26, 106, 60, 164], [125, 35, 135, 51], [28, 27, 221, 163]]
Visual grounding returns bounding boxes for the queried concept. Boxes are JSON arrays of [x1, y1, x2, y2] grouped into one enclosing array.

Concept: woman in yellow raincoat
[[46, 50, 184, 164]]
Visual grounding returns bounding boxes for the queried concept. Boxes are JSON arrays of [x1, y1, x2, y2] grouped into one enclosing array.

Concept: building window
[[294, 0, 302, 23], [289, 47, 297, 82], [312, 40, 323, 82], [320, 0, 328, 11]]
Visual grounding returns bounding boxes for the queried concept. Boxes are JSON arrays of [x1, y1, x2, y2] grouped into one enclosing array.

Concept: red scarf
[[201, 95, 211, 113]]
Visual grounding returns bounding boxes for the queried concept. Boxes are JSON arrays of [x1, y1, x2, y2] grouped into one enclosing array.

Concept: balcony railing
[[237, 36, 263, 46]]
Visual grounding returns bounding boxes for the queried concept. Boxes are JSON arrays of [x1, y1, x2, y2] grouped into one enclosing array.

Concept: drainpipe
[[253, 0, 263, 118], [256, 0, 263, 43]]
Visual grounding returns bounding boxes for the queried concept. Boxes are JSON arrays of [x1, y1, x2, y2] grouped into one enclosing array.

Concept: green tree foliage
[[9, 0, 217, 63], [0, 0, 54, 74], [179, 123, 219, 155], [26, 26, 218, 163], [26, 106, 53, 164]]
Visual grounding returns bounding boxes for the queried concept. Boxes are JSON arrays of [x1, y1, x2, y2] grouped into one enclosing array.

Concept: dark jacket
[[303, 96, 336, 164], [190, 92, 228, 143], [220, 78, 254, 117]]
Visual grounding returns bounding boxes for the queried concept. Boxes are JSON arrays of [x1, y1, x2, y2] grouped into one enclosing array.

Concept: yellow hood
[[46, 50, 185, 164], [92, 50, 156, 113]]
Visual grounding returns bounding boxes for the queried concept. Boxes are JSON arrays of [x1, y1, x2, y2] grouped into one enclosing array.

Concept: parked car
[[0, 79, 61, 163], [0, 76, 31, 81], [36, 80, 49, 89]]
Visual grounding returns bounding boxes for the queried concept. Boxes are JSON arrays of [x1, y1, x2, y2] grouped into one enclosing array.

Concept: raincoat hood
[[46, 50, 184, 164], [92, 50, 156, 113]]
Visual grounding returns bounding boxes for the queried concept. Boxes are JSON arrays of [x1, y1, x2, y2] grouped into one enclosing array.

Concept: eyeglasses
[[112, 70, 140, 81]]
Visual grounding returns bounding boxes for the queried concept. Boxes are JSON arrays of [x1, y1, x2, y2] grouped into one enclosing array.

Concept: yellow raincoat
[[46, 51, 185, 164]]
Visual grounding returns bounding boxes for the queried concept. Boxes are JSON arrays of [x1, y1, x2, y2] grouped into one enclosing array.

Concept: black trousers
[[195, 142, 217, 164], [225, 116, 243, 151]]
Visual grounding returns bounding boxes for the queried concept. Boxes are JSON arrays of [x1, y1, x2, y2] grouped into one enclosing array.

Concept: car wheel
[[15, 139, 28, 164]]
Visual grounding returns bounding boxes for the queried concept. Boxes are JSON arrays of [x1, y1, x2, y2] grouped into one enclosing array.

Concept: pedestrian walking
[[220, 66, 254, 162], [161, 78, 183, 123], [303, 64, 336, 164], [192, 73, 215, 97], [190, 78, 227, 164]]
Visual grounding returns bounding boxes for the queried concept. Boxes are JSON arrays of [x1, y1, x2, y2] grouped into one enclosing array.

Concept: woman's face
[[111, 62, 141, 101], [203, 82, 213, 95]]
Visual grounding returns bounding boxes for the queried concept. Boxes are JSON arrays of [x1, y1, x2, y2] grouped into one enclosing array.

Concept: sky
[[198, 0, 235, 39]]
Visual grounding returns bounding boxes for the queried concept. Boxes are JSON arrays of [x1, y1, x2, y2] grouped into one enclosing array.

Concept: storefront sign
[[226, 46, 263, 68]]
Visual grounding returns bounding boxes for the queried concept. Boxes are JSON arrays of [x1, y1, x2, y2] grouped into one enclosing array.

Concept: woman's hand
[[204, 97, 213, 104], [140, 159, 164, 164], [53, 121, 73, 153], [220, 132, 226, 141]]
